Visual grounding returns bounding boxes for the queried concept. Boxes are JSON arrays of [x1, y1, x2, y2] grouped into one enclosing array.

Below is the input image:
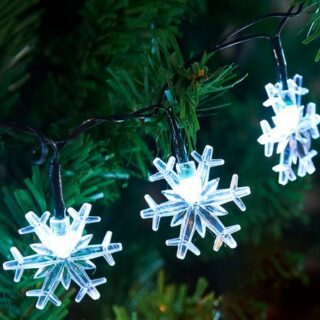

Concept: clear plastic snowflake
[[3, 203, 122, 310], [258, 74, 320, 185], [140, 145, 251, 259]]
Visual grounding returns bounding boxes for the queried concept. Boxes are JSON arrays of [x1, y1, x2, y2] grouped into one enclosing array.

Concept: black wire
[[0, 123, 66, 218], [1, 4, 308, 153], [46, 138, 66, 219], [0, 4, 310, 161], [216, 4, 303, 46], [164, 107, 189, 163], [1, 4, 311, 159], [0, 3, 315, 218], [270, 5, 301, 88], [57, 104, 160, 149], [49, 156, 66, 219], [57, 5, 304, 149], [277, 5, 302, 35], [0, 123, 48, 165], [271, 36, 288, 89]]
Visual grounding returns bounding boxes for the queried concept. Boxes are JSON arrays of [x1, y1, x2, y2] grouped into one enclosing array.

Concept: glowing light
[[3, 203, 122, 310], [258, 74, 320, 185], [141, 145, 251, 259]]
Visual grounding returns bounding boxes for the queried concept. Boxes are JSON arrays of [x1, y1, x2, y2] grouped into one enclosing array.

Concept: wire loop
[[0, 123, 49, 165]]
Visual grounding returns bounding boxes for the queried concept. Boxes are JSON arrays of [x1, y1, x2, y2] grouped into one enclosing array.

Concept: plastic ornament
[[140, 145, 251, 259], [258, 74, 320, 185], [3, 203, 122, 310]]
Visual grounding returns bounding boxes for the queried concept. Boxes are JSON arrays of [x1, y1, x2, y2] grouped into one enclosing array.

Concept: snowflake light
[[140, 145, 251, 259], [3, 203, 122, 310], [258, 74, 320, 185]]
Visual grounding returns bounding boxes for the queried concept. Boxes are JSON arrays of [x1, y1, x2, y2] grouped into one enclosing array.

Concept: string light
[[258, 75, 320, 185], [0, 3, 317, 310], [141, 145, 250, 259], [3, 203, 122, 310]]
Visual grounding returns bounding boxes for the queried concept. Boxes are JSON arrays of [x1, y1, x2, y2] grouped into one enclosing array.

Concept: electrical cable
[[1, 3, 319, 218]]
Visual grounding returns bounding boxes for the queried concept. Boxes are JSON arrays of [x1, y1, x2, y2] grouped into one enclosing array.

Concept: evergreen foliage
[[0, 0, 319, 319], [296, 0, 320, 60], [113, 271, 218, 320]]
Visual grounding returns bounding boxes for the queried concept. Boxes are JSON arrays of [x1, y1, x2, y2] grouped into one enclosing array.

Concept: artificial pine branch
[[0, 1, 318, 318], [0, 0, 41, 117], [295, 0, 320, 61], [107, 34, 241, 156], [112, 271, 219, 320]]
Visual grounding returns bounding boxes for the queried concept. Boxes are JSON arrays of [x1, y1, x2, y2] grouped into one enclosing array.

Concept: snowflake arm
[[3, 247, 55, 282], [166, 207, 200, 259], [191, 145, 224, 185], [19, 211, 53, 243], [141, 195, 189, 231], [26, 262, 64, 309], [149, 157, 180, 189], [19, 211, 51, 234], [65, 260, 106, 303], [71, 231, 122, 266], [202, 174, 251, 211], [195, 206, 240, 252], [272, 147, 297, 185], [299, 103, 320, 137], [141, 145, 251, 259], [68, 203, 101, 230]]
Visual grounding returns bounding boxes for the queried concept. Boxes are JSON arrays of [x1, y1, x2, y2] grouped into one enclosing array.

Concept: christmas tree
[[0, 0, 320, 319]]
